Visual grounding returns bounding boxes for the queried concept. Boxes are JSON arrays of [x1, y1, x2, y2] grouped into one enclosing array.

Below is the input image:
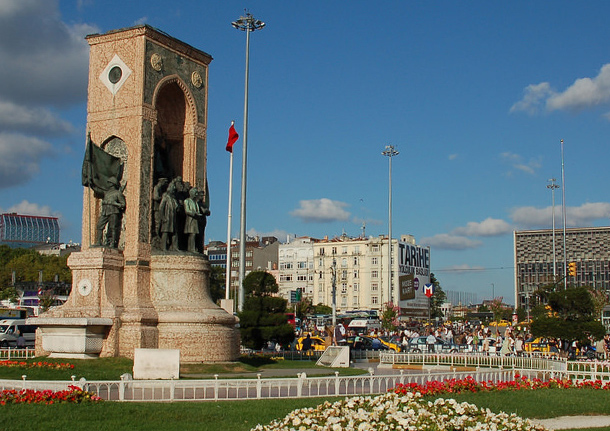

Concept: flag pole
[[87, 132, 93, 247], [225, 122, 235, 303]]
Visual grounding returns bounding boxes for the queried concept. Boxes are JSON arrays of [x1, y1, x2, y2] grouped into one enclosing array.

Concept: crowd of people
[[294, 317, 610, 358]]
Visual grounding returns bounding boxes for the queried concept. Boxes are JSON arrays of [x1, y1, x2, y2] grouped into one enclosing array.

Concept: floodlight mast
[[232, 12, 265, 312]]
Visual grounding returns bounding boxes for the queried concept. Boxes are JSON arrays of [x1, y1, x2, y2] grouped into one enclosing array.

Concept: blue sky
[[1, 1, 610, 305]]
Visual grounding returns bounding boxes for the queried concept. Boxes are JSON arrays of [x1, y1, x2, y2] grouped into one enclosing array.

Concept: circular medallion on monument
[[151, 53, 163, 71], [77, 278, 93, 297], [191, 71, 203, 88], [108, 66, 123, 84]]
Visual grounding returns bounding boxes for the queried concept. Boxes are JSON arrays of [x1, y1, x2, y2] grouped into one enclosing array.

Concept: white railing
[[2, 353, 610, 402], [0, 368, 519, 402], [379, 352, 567, 372], [0, 348, 36, 360]]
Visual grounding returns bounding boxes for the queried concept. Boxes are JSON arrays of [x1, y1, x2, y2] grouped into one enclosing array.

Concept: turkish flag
[[226, 123, 239, 153]]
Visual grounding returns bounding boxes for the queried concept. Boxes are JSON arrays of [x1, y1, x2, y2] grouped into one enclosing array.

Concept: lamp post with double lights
[[232, 12, 265, 311], [382, 145, 399, 304], [547, 178, 559, 280]]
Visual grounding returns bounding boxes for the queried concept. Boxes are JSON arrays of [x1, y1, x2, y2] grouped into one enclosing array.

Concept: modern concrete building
[[514, 226, 610, 311], [0, 213, 60, 249]]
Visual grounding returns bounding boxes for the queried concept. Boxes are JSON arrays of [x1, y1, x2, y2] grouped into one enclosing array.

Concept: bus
[[0, 308, 27, 320]]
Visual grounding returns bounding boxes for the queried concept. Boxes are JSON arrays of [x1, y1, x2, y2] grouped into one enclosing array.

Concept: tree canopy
[[429, 273, 446, 319], [530, 286, 605, 345], [237, 271, 295, 350]]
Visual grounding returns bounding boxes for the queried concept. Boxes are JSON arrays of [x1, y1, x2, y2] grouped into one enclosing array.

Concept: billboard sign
[[399, 274, 416, 300]]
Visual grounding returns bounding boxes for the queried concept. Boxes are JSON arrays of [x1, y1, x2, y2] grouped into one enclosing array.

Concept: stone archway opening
[[153, 81, 187, 183]]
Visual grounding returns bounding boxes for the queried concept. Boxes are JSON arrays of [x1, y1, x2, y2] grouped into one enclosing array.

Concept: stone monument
[[33, 25, 240, 362]]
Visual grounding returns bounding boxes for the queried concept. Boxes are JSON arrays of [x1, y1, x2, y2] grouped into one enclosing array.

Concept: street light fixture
[[382, 145, 399, 304], [560, 139, 567, 290], [232, 12, 265, 312], [547, 178, 559, 280]]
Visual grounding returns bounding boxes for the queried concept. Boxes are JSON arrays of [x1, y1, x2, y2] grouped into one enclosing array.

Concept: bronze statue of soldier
[[95, 177, 126, 248]]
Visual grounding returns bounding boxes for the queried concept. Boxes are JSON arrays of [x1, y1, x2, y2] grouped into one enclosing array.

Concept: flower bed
[[253, 375, 610, 430], [392, 374, 610, 396], [0, 360, 74, 370], [0, 385, 102, 405], [252, 391, 547, 430]]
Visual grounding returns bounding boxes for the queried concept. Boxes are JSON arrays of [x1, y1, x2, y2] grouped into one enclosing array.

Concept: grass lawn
[[0, 356, 365, 380], [1, 389, 610, 430]]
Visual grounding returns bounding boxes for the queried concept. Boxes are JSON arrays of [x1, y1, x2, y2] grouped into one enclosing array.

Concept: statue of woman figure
[[183, 187, 202, 253]]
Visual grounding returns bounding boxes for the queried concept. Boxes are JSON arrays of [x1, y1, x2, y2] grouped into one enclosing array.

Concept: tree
[[429, 273, 446, 319], [381, 302, 399, 331], [530, 286, 605, 346], [313, 303, 332, 315], [208, 266, 226, 304], [237, 271, 295, 350]]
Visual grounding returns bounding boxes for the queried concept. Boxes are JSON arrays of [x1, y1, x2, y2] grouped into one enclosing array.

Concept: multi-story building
[[514, 226, 610, 311], [0, 213, 60, 249], [206, 236, 279, 302], [294, 233, 431, 318], [277, 237, 318, 303]]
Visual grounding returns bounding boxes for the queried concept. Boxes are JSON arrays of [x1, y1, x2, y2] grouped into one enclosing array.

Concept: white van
[[0, 319, 37, 348]]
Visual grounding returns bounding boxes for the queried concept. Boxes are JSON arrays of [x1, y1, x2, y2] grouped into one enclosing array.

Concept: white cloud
[[500, 152, 541, 175], [0, 0, 92, 106], [0, 200, 59, 218], [0, 100, 74, 136], [290, 199, 351, 223], [547, 64, 610, 112], [419, 233, 482, 250], [511, 64, 610, 119], [0, 133, 55, 188], [448, 154, 458, 160], [510, 202, 610, 228], [510, 82, 554, 115], [452, 218, 512, 237]]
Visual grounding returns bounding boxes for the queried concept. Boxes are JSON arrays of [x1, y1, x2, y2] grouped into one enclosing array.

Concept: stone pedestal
[[150, 253, 240, 362], [31, 317, 113, 359]]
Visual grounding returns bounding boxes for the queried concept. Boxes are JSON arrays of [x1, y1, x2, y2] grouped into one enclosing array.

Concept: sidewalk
[[531, 416, 610, 430]]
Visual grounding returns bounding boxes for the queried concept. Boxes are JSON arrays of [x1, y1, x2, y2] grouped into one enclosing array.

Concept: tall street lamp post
[[547, 178, 559, 280], [232, 12, 265, 311], [560, 139, 567, 290], [382, 145, 399, 304]]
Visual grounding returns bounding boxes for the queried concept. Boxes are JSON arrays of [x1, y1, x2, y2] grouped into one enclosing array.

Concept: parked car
[[347, 335, 388, 351], [407, 336, 459, 353], [295, 334, 326, 352]]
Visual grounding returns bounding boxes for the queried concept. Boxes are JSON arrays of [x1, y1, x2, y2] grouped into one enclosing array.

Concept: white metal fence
[[2, 352, 610, 402], [0, 368, 519, 402], [379, 352, 568, 372], [0, 348, 36, 361]]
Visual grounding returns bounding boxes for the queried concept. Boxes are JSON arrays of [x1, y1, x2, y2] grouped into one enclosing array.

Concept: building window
[[318, 284, 323, 292], [297, 275, 307, 281], [353, 270, 359, 278], [372, 245, 379, 252], [371, 283, 378, 291], [280, 274, 293, 282], [341, 258, 348, 268], [353, 257, 359, 266], [319, 248, 325, 256], [341, 270, 348, 280], [353, 296, 359, 305], [371, 296, 378, 305], [371, 270, 378, 279], [341, 283, 347, 293], [342, 246, 348, 254], [371, 257, 378, 265], [297, 261, 307, 269], [353, 283, 359, 291], [332, 247, 337, 255], [354, 246, 360, 255]]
